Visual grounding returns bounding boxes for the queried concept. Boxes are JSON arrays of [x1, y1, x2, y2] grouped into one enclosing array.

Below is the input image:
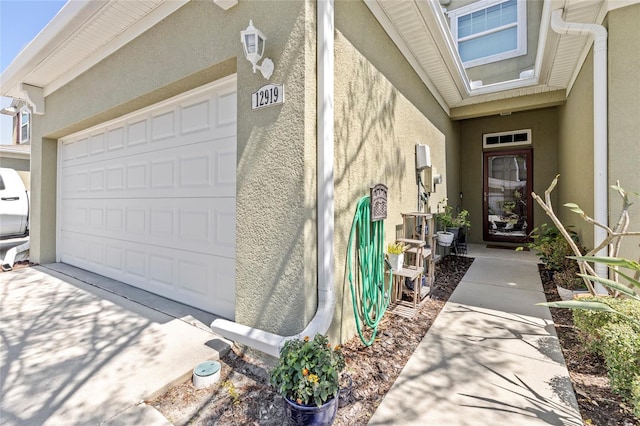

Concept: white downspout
[[551, 9, 609, 288], [2, 241, 30, 272], [210, 0, 336, 357]]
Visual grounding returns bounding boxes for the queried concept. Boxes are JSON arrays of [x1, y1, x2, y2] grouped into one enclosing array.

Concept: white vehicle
[[0, 168, 29, 239]]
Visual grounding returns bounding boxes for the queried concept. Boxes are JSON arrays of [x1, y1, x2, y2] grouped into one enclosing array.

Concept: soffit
[[0, 0, 189, 100], [366, 0, 609, 117]]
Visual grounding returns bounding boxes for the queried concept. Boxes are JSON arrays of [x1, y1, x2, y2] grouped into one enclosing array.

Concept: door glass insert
[[484, 149, 532, 242]]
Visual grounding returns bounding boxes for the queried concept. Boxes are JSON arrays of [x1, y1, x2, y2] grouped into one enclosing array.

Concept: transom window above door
[[447, 0, 527, 68]]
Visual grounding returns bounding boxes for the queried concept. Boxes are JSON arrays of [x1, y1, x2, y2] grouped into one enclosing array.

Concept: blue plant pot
[[283, 396, 339, 426]]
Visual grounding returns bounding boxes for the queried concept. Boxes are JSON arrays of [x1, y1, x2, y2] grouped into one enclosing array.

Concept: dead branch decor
[[531, 175, 640, 296]]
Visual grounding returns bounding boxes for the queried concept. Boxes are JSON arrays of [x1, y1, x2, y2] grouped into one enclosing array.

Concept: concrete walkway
[[0, 264, 229, 425], [1, 246, 583, 425], [369, 244, 582, 425]]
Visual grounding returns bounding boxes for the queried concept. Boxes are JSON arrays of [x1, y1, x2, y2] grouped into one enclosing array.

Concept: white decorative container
[[557, 286, 589, 301], [437, 231, 454, 247], [388, 253, 404, 271]]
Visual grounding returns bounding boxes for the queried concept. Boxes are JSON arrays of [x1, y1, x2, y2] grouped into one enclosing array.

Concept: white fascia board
[[608, 0, 640, 11], [0, 0, 190, 99], [0, 1, 107, 98], [418, 0, 471, 94], [45, 0, 190, 97], [364, 0, 451, 114], [0, 146, 31, 160]]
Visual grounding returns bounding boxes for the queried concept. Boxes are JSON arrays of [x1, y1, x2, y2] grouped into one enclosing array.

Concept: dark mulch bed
[[151, 255, 474, 425], [152, 258, 639, 425], [539, 265, 639, 426]]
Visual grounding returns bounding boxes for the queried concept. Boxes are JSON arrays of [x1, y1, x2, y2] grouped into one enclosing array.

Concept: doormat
[[486, 244, 529, 251]]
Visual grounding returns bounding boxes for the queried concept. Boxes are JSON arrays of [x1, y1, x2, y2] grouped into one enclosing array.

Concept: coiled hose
[[347, 195, 392, 346]]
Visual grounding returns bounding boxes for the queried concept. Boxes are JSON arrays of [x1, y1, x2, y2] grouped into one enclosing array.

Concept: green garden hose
[[347, 195, 392, 346]]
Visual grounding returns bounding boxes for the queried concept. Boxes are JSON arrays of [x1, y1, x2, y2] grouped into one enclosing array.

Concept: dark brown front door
[[483, 149, 533, 243]]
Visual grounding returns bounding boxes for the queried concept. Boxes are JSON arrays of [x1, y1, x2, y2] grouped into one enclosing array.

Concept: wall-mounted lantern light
[[240, 20, 274, 80]]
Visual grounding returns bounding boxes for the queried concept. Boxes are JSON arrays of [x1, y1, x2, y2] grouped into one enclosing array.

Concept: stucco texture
[[333, 0, 451, 342], [29, 0, 468, 345], [607, 4, 640, 260], [459, 108, 559, 244], [557, 4, 640, 257], [557, 50, 594, 249], [30, 0, 319, 337]]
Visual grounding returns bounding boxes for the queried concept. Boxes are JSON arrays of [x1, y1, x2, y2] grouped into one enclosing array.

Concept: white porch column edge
[[551, 9, 609, 289], [210, 0, 336, 357]]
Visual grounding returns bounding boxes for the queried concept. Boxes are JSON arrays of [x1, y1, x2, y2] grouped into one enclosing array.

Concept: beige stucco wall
[[333, 0, 457, 341], [557, 50, 594, 250], [459, 108, 559, 244], [0, 156, 29, 172], [557, 3, 640, 258], [28, 0, 464, 346], [31, 0, 319, 337], [607, 4, 640, 260]]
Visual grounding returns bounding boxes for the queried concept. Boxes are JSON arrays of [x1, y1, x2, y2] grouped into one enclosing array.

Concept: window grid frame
[[448, 0, 527, 69]]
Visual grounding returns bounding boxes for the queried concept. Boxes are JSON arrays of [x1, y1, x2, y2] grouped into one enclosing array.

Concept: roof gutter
[[210, 0, 336, 358], [550, 9, 609, 286]]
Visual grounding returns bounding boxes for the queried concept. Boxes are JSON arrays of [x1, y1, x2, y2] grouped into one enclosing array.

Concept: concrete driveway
[[0, 264, 230, 425]]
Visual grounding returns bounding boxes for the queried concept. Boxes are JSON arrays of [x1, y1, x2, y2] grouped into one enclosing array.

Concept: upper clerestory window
[[19, 108, 30, 144], [448, 0, 527, 69]]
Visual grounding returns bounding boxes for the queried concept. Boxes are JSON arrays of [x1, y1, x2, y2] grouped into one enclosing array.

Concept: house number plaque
[[252, 84, 285, 110]]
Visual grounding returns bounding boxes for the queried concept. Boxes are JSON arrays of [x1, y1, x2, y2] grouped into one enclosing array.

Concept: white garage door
[[57, 76, 237, 319]]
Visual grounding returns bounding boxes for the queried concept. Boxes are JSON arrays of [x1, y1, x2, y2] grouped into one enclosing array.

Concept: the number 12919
[[252, 85, 284, 110]]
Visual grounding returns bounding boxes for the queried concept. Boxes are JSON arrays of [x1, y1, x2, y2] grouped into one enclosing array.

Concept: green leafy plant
[[437, 200, 471, 229], [502, 200, 516, 213], [526, 224, 582, 271], [571, 296, 640, 416], [524, 223, 587, 290], [540, 256, 640, 328], [531, 176, 640, 294], [270, 333, 345, 407], [532, 177, 640, 418], [632, 376, 640, 418]]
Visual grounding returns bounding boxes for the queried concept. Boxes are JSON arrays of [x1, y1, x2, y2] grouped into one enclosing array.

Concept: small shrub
[[572, 297, 640, 407], [631, 375, 640, 418], [527, 224, 585, 272], [573, 297, 640, 353], [599, 322, 640, 397], [553, 268, 587, 291]]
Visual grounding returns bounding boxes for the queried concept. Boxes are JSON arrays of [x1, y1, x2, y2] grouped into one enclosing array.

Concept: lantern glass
[[240, 20, 272, 79], [241, 21, 266, 66]]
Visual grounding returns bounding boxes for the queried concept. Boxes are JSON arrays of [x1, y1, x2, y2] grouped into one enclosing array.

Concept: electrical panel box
[[415, 144, 431, 170]]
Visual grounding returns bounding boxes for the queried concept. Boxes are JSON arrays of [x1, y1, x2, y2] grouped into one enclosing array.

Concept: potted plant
[[437, 230, 455, 247], [270, 333, 345, 425], [436, 199, 471, 238], [387, 242, 406, 271]]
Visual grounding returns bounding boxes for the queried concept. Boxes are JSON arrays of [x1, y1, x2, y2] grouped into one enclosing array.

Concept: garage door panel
[[61, 136, 236, 200], [59, 230, 235, 318], [59, 76, 237, 317], [61, 89, 236, 169], [60, 197, 235, 257]]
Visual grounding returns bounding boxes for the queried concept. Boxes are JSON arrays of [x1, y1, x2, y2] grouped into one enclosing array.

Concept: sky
[[0, 0, 67, 144]]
